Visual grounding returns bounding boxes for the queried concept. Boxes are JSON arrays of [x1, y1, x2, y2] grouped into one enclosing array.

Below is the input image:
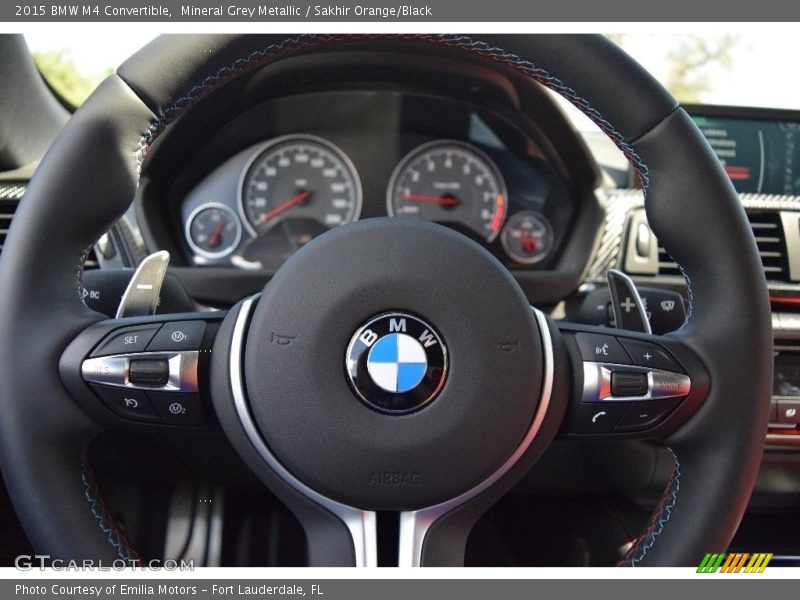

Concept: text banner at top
[[5, 0, 800, 22]]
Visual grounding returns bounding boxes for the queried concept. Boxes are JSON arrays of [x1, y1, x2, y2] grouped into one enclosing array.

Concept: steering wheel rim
[[0, 34, 772, 567]]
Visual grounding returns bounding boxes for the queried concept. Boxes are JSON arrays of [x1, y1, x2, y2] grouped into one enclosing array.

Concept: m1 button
[[147, 321, 206, 351], [571, 402, 629, 434]]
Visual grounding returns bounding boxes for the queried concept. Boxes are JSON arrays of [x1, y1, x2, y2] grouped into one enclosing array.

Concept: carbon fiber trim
[[0, 183, 25, 200], [587, 190, 800, 288]]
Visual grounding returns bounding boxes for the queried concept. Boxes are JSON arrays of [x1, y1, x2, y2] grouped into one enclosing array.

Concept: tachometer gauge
[[500, 211, 553, 265], [240, 135, 362, 237], [185, 203, 242, 259], [387, 141, 507, 242]]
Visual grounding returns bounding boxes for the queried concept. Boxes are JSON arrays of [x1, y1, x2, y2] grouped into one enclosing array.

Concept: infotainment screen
[[690, 113, 800, 195]]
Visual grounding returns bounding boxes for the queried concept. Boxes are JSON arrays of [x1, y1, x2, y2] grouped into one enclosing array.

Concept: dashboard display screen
[[692, 115, 800, 195]]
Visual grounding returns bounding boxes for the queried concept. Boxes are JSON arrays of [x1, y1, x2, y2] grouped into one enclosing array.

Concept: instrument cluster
[[180, 128, 573, 272]]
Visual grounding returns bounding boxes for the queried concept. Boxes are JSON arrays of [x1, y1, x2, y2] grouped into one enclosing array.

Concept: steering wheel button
[[574, 333, 630, 364], [147, 321, 206, 352], [147, 391, 205, 426], [570, 402, 629, 434], [610, 371, 649, 397], [618, 338, 682, 372], [614, 399, 678, 432], [777, 399, 800, 424], [90, 385, 159, 423], [128, 359, 170, 387], [89, 324, 161, 357]]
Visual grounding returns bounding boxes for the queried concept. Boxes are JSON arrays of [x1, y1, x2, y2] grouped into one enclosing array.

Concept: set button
[[90, 324, 161, 357]]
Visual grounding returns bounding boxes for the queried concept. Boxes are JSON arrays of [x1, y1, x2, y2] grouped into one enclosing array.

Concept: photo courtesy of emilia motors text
[[1, 0, 800, 596]]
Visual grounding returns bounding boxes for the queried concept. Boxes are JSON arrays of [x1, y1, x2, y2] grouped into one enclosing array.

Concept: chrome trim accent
[[780, 211, 800, 282], [81, 355, 127, 386], [397, 307, 555, 567], [115, 250, 170, 319], [228, 296, 377, 567], [184, 202, 243, 260], [344, 311, 448, 414], [591, 189, 800, 288], [81, 351, 199, 392], [581, 362, 691, 403], [623, 209, 659, 275]]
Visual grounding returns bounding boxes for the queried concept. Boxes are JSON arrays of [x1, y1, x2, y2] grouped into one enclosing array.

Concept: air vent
[[750, 211, 789, 282], [658, 210, 790, 283], [657, 246, 683, 278], [0, 186, 23, 256]]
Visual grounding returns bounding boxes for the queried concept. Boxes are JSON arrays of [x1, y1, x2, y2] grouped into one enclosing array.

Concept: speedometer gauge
[[387, 141, 507, 242], [240, 135, 362, 237]]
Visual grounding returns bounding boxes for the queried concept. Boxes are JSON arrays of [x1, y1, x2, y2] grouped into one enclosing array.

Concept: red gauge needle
[[257, 190, 312, 225], [521, 230, 538, 254], [207, 220, 226, 248], [401, 193, 459, 207]]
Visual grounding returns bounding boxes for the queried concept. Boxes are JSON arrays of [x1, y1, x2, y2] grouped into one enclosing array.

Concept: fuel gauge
[[501, 211, 553, 265]]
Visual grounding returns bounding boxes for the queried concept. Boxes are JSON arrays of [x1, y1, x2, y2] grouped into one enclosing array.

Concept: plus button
[[621, 297, 637, 313]]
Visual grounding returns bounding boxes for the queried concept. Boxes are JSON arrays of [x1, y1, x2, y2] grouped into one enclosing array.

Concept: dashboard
[[167, 90, 577, 274]]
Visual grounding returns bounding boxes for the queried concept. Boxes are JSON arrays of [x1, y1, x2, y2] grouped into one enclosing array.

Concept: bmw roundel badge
[[345, 312, 448, 414]]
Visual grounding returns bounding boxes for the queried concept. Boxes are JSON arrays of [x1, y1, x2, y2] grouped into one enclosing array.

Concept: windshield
[[24, 32, 800, 110]]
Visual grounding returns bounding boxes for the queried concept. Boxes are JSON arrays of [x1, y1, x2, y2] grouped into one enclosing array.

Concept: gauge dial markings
[[387, 141, 507, 242]]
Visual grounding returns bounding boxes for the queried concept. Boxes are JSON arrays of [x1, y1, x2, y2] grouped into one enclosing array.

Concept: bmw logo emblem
[[345, 312, 448, 414]]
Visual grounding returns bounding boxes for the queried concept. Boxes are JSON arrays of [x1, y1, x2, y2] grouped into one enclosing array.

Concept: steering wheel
[[0, 34, 772, 567]]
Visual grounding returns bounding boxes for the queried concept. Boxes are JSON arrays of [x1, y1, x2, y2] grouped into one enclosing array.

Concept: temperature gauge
[[185, 203, 242, 259], [500, 211, 553, 265]]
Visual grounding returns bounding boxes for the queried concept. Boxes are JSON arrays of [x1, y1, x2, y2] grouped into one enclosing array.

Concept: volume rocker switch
[[611, 371, 649, 397]]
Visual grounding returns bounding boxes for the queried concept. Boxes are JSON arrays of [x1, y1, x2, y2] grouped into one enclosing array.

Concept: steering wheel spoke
[[60, 312, 225, 429], [0, 34, 772, 567], [556, 322, 710, 440]]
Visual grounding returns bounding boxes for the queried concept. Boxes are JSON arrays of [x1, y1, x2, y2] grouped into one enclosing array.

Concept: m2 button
[[574, 333, 630, 364], [147, 321, 206, 351], [90, 324, 161, 357], [148, 391, 206, 426], [571, 402, 628, 434]]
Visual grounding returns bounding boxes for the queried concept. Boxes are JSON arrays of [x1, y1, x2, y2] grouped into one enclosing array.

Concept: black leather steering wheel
[[0, 34, 772, 567]]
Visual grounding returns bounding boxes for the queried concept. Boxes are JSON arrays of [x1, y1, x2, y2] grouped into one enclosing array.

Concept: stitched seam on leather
[[619, 447, 681, 567], [81, 457, 141, 563], [76, 242, 95, 307], [133, 34, 647, 187], [129, 33, 693, 319], [118, 37, 690, 564]]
